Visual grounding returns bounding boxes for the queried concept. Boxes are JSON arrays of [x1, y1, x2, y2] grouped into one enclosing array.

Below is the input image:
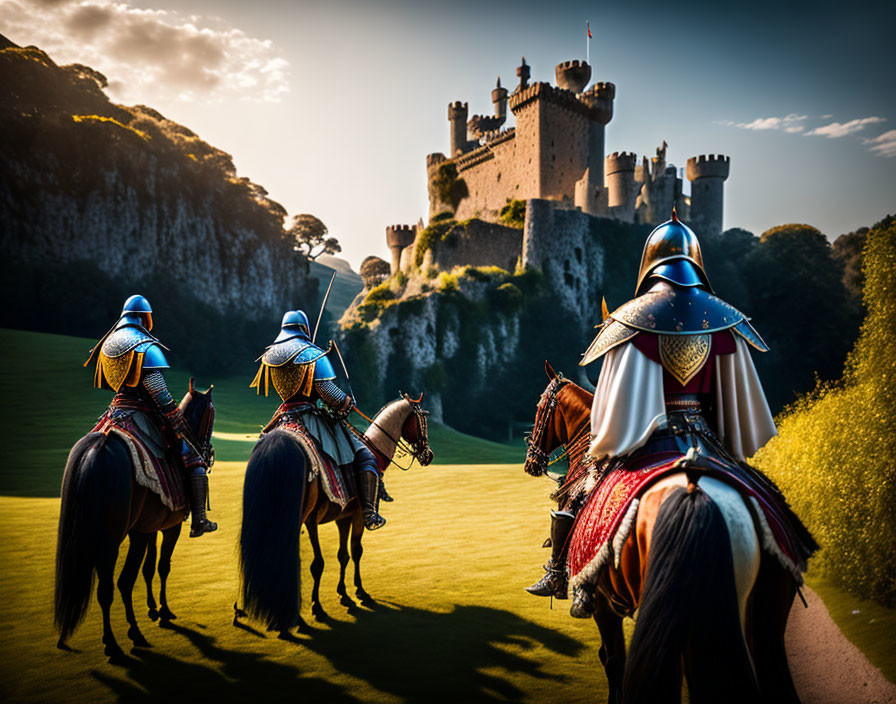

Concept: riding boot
[[359, 471, 386, 530], [189, 474, 218, 538], [525, 511, 574, 598], [379, 476, 394, 503]]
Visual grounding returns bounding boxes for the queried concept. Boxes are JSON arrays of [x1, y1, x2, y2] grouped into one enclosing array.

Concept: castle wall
[[531, 100, 590, 201], [430, 219, 523, 273], [451, 129, 539, 221], [522, 199, 605, 327]]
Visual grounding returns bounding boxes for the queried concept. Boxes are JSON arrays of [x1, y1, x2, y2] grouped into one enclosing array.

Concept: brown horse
[[525, 363, 799, 704], [55, 379, 216, 662], [238, 394, 433, 638]]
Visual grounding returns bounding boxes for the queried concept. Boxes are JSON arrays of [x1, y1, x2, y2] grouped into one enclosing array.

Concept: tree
[[288, 214, 341, 260]]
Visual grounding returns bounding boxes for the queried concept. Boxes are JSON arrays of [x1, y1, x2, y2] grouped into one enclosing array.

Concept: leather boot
[[189, 474, 218, 538], [359, 471, 386, 530], [379, 476, 394, 503], [525, 511, 574, 598]]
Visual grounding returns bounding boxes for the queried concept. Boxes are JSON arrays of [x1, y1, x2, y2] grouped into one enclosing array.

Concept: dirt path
[[787, 587, 896, 703]]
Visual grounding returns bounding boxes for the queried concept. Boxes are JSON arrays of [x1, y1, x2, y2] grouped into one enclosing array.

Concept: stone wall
[[430, 219, 523, 273]]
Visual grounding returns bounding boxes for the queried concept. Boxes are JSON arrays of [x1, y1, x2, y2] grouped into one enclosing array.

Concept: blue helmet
[[274, 309, 311, 343], [117, 294, 153, 331], [635, 211, 712, 296]]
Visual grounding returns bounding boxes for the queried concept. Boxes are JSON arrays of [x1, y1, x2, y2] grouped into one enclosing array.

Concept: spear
[[312, 270, 337, 344]]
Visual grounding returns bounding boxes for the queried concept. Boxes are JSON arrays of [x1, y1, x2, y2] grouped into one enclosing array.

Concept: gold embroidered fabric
[[658, 334, 711, 386]]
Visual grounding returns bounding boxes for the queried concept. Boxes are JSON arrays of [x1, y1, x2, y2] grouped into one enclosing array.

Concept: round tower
[[447, 101, 468, 157], [555, 60, 592, 93], [516, 56, 530, 91], [686, 154, 730, 237], [580, 82, 615, 190], [605, 151, 639, 221], [386, 225, 416, 274], [491, 76, 508, 123]]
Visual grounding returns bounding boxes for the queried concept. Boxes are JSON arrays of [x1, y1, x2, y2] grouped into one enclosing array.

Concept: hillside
[[0, 39, 316, 372]]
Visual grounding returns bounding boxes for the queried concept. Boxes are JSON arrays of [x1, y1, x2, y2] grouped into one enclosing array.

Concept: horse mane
[[364, 397, 410, 449]]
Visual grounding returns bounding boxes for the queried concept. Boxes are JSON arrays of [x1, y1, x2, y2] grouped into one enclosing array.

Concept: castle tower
[[492, 76, 508, 123], [386, 225, 416, 274], [555, 60, 592, 94], [516, 56, 530, 91], [686, 154, 730, 237], [573, 81, 616, 213], [448, 101, 468, 157], [605, 151, 638, 222]]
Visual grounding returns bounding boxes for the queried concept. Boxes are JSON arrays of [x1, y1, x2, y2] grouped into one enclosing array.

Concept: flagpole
[[586, 20, 591, 64]]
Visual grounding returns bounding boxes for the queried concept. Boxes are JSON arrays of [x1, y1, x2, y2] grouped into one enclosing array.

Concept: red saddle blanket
[[92, 410, 188, 513], [274, 420, 357, 509], [566, 451, 803, 595]]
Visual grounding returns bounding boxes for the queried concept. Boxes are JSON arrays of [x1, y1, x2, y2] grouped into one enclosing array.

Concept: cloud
[[0, 0, 289, 103], [865, 130, 896, 158], [806, 116, 886, 138], [725, 113, 808, 133]]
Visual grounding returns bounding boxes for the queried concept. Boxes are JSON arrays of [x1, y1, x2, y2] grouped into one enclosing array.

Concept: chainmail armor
[[315, 379, 348, 409], [143, 369, 176, 412]]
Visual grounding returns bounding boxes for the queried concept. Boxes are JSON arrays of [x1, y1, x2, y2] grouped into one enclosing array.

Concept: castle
[[384, 57, 730, 274]]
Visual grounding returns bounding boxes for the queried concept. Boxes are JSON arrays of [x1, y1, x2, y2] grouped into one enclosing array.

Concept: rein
[[351, 398, 429, 470], [525, 375, 590, 477]]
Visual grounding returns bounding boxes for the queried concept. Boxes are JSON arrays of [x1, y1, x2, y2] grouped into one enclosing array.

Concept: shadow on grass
[[300, 601, 586, 702], [91, 622, 359, 703], [91, 603, 586, 703]]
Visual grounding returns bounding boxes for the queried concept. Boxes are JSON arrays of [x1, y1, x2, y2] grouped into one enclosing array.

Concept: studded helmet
[[635, 211, 712, 296]]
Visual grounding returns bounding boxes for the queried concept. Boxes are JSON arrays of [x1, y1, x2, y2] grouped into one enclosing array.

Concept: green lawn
[[0, 327, 892, 702]]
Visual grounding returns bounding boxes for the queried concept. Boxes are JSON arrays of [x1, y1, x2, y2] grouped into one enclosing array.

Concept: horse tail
[[622, 486, 758, 704], [239, 429, 308, 632], [54, 432, 131, 645]]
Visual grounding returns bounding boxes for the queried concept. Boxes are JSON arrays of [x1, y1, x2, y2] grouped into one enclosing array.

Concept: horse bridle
[[525, 375, 568, 477], [353, 394, 431, 468], [196, 398, 216, 468]]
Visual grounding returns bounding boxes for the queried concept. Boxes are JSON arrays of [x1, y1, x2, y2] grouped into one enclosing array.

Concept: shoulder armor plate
[[732, 320, 770, 352], [659, 334, 712, 386], [261, 338, 315, 367], [580, 319, 639, 366], [609, 284, 746, 336], [101, 326, 161, 358]]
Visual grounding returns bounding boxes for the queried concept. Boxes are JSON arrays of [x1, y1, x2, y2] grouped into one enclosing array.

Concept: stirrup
[[525, 565, 568, 599], [363, 512, 386, 531], [190, 518, 217, 538]]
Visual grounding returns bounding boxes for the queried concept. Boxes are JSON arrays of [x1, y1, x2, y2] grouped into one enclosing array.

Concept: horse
[[54, 379, 216, 662], [237, 393, 433, 638], [525, 363, 799, 704]]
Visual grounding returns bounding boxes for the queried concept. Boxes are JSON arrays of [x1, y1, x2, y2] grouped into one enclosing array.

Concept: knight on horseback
[[84, 294, 217, 538], [251, 310, 387, 530], [525, 212, 816, 618]]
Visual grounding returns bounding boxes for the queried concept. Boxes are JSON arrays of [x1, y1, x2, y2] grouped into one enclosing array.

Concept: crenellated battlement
[[605, 151, 638, 174], [426, 153, 447, 169], [448, 101, 468, 118], [386, 225, 417, 249], [686, 154, 730, 181], [555, 60, 592, 93]]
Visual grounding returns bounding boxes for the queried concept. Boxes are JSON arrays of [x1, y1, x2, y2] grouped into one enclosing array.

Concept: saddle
[[565, 424, 815, 609], [264, 403, 358, 509], [92, 395, 188, 512]]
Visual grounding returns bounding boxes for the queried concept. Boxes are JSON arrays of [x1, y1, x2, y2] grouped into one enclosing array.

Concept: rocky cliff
[[0, 40, 315, 370]]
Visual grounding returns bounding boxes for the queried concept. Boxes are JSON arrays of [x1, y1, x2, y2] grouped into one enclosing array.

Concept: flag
[[587, 21, 592, 39]]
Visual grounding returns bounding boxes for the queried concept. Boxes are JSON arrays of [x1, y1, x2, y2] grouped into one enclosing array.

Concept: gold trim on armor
[[580, 320, 639, 366], [97, 350, 142, 392], [251, 360, 317, 401], [658, 334, 711, 386]]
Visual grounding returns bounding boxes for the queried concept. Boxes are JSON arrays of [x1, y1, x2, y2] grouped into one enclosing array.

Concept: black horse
[[54, 379, 215, 661]]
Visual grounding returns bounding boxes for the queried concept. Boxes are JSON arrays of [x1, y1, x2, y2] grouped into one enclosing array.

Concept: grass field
[[0, 328, 892, 702]]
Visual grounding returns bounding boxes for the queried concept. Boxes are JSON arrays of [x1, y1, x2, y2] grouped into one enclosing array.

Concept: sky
[[3, 0, 894, 269]]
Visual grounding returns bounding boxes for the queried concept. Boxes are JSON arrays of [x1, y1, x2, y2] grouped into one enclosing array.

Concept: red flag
[[587, 21, 592, 39]]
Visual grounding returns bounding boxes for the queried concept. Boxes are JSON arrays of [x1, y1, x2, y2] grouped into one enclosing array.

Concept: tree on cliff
[[288, 213, 342, 261]]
